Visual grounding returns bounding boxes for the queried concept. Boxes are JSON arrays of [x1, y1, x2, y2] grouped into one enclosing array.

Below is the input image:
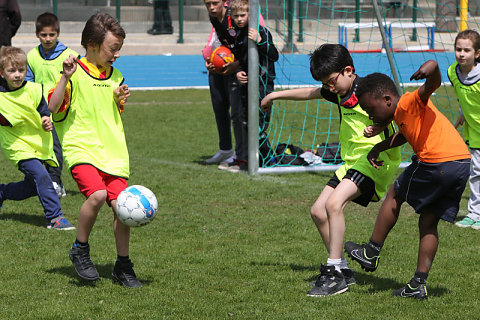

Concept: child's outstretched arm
[[410, 60, 441, 104], [49, 54, 77, 113], [260, 87, 322, 112], [367, 132, 407, 169]]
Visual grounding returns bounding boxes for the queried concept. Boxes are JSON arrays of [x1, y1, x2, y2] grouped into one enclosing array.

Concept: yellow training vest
[[0, 82, 57, 168], [335, 98, 401, 202], [27, 46, 79, 100], [448, 61, 480, 148], [52, 62, 129, 178]]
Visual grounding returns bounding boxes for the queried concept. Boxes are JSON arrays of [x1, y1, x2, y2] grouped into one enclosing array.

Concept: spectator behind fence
[[0, 0, 21, 48], [147, 0, 173, 35]]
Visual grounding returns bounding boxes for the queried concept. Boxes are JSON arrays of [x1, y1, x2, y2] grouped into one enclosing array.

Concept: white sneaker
[[204, 149, 234, 164], [52, 182, 67, 198]]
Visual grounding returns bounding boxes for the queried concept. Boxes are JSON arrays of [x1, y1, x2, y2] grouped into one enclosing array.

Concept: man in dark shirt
[[0, 0, 21, 48]]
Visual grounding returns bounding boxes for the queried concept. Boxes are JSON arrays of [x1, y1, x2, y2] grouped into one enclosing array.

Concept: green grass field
[[0, 89, 478, 319]]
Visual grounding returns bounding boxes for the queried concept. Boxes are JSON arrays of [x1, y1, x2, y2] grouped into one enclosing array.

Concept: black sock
[[74, 239, 88, 247], [366, 238, 383, 257], [410, 271, 428, 286], [117, 255, 130, 263]]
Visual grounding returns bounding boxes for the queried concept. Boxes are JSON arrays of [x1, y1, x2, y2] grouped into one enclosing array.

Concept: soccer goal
[[247, 0, 477, 174]]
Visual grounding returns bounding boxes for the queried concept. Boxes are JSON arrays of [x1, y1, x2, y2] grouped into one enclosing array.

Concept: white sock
[[327, 258, 342, 272], [340, 258, 349, 270]]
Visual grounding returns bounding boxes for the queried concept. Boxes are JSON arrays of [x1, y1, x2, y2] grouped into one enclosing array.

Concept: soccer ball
[[210, 46, 235, 72], [115, 185, 158, 227]]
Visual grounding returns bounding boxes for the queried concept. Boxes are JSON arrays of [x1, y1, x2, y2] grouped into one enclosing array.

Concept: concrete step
[[18, 4, 208, 22], [16, 20, 213, 34]]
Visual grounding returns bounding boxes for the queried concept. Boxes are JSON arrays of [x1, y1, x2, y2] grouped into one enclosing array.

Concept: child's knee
[[310, 205, 327, 224], [88, 189, 108, 205], [325, 197, 343, 215]]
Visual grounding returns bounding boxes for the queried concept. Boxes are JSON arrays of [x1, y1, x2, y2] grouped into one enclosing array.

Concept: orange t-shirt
[[394, 89, 470, 163]]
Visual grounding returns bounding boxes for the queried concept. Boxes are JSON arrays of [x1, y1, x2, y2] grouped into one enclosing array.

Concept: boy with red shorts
[[49, 13, 140, 287]]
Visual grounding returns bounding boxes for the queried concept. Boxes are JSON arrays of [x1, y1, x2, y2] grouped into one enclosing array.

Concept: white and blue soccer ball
[[116, 185, 158, 227]]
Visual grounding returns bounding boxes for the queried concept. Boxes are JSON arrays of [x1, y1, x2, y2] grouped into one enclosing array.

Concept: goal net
[[252, 0, 478, 174]]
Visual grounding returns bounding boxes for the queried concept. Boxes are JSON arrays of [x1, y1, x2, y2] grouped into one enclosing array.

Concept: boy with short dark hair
[[344, 60, 471, 299], [220, 0, 278, 172], [0, 46, 74, 230], [26, 12, 79, 198], [49, 13, 140, 287], [261, 44, 401, 297]]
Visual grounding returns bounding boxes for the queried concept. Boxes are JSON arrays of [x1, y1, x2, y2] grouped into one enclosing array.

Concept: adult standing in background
[[147, 0, 173, 35], [0, 0, 21, 48]]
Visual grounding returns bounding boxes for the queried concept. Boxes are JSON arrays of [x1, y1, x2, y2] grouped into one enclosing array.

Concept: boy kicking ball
[[49, 13, 141, 287], [344, 60, 471, 299]]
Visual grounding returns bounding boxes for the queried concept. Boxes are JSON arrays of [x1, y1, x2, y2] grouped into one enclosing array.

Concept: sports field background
[[0, 88, 478, 319], [120, 52, 456, 89]]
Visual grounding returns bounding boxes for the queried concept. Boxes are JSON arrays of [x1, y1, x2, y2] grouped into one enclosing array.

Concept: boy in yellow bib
[[49, 13, 139, 287], [26, 12, 79, 198], [0, 46, 74, 230]]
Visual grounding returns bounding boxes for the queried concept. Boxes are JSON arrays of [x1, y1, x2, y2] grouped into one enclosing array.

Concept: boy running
[[26, 12, 79, 198], [344, 60, 470, 299], [0, 46, 74, 230], [261, 44, 401, 297], [49, 13, 140, 287]]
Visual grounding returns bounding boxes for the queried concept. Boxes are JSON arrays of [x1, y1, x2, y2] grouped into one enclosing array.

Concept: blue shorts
[[394, 156, 470, 222]]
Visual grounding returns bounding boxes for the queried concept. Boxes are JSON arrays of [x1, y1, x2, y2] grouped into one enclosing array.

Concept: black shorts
[[394, 156, 470, 222], [327, 169, 376, 207]]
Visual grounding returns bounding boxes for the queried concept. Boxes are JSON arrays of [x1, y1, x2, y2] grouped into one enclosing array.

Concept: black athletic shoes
[[112, 260, 142, 288], [69, 243, 99, 281], [307, 265, 348, 297], [392, 282, 428, 300], [309, 267, 356, 287], [344, 241, 380, 272]]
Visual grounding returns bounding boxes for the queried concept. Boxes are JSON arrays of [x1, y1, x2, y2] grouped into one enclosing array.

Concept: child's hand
[[236, 71, 248, 84], [62, 54, 77, 78], [260, 93, 274, 112], [114, 84, 130, 106], [220, 61, 238, 75], [367, 146, 384, 169], [41, 116, 53, 132], [364, 125, 375, 137], [364, 123, 387, 138], [205, 60, 215, 72], [248, 28, 259, 43], [455, 114, 465, 128], [410, 60, 437, 81]]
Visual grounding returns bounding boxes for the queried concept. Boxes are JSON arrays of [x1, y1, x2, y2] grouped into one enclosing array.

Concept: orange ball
[[209, 46, 235, 72]]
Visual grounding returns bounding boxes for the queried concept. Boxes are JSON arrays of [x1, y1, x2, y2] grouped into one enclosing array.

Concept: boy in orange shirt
[[344, 60, 471, 299]]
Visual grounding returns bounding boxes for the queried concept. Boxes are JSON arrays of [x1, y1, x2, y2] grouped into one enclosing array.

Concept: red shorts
[[71, 164, 128, 205]]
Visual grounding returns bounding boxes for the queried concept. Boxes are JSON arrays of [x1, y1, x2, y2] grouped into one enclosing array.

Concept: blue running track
[[116, 52, 456, 89]]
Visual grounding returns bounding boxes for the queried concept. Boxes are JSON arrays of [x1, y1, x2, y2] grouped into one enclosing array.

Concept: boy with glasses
[[261, 44, 401, 297]]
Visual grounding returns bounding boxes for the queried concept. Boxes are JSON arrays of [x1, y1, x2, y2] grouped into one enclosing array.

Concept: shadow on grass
[[0, 212, 47, 228], [47, 263, 153, 287], [250, 260, 448, 297], [195, 156, 218, 165], [63, 188, 82, 196]]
